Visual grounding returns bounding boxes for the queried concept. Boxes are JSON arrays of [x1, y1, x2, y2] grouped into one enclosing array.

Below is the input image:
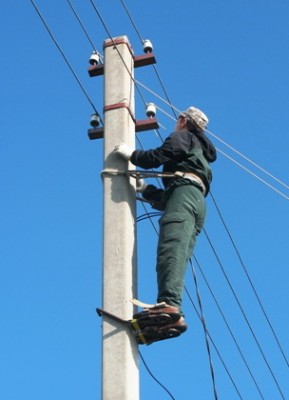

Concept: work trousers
[[156, 183, 206, 310]]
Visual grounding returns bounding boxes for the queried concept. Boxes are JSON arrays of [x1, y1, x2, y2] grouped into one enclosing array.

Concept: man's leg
[[156, 184, 205, 309]]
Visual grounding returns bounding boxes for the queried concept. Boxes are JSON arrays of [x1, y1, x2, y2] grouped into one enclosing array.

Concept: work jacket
[[130, 129, 217, 202]]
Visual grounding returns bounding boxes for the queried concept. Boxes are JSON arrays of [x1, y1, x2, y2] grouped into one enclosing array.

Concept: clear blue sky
[[1, 1, 289, 399]]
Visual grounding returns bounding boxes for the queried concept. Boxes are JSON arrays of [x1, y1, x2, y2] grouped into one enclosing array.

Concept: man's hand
[[114, 143, 133, 160], [136, 178, 147, 193]]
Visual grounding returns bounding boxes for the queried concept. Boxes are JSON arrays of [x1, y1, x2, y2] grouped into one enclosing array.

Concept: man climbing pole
[[114, 106, 217, 343]]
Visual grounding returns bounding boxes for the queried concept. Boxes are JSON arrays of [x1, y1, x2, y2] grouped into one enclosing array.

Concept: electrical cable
[[30, 0, 103, 124], [66, 0, 103, 59], [184, 287, 244, 400], [203, 228, 287, 400], [137, 211, 162, 223], [207, 128, 289, 191], [139, 350, 177, 400], [216, 148, 289, 201], [119, 0, 178, 119], [188, 260, 219, 400], [192, 257, 266, 399], [210, 191, 289, 369]]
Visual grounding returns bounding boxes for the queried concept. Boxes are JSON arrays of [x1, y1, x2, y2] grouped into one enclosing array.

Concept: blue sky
[[1, 1, 289, 399]]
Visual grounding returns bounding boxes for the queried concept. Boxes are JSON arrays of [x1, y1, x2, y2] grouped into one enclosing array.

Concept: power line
[[30, 0, 103, 124], [210, 191, 289, 369], [184, 287, 244, 399], [193, 257, 266, 399], [119, 0, 178, 119], [203, 228, 287, 399], [66, 0, 100, 55], [207, 128, 289, 191], [189, 260, 219, 400], [217, 148, 289, 201], [139, 351, 176, 400]]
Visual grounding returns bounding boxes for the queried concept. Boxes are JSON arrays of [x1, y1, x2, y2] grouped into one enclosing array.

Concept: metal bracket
[[88, 53, 156, 77]]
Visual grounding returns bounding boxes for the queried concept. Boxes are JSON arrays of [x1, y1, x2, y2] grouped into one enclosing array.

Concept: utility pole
[[102, 36, 138, 400], [88, 35, 158, 400]]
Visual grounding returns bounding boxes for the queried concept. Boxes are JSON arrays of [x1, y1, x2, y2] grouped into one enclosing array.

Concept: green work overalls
[[156, 180, 206, 310]]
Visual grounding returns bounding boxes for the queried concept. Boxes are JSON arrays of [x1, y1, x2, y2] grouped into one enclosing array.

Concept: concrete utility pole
[[88, 35, 158, 400], [102, 36, 138, 400]]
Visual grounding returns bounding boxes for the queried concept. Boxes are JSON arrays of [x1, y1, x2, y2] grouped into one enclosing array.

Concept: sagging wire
[[203, 228, 287, 400], [137, 211, 162, 223], [139, 350, 176, 400], [131, 79, 289, 201], [217, 148, 289, 201], [207, 128, 289, 191], [184, 287, 243, 400], [210, 191, 289, 370], [119, 0, 178, 119], [30, 0, 103, 124], [66, 0, 103, 61], [192, 257, 265, 399], [137, 201, 159, 236], [188, 260, 219, 400]]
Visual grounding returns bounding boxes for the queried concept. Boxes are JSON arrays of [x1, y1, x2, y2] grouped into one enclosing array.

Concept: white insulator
[[143, 39, 153, 54], [90, 113, 101, 127], [146, 103, 156, 118], [89, 51, 100, 66]]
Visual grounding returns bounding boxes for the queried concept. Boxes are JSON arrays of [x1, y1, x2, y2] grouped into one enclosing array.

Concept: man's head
[[178, 106, 209, 133]]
